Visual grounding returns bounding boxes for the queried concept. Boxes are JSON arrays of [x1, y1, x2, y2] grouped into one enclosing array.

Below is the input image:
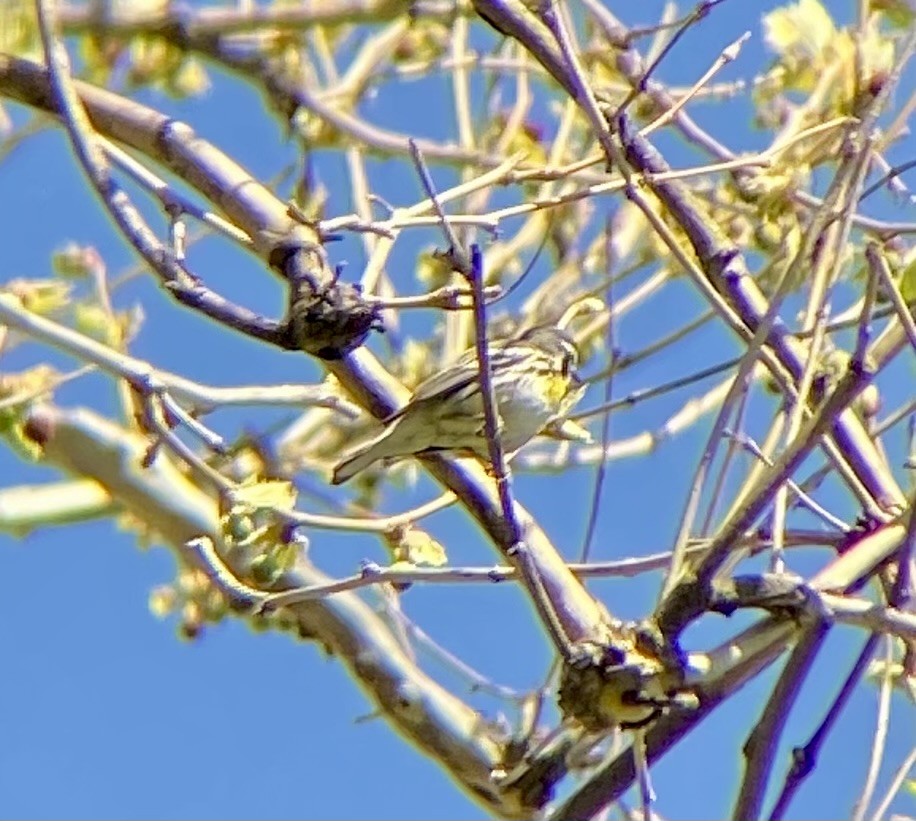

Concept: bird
[[331, 325, 586, 484]]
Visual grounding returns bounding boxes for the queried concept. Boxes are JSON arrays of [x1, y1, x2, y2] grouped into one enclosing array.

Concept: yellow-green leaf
[[73, 302, 122, 347], [764, 0, 836, 59], [0, 1, 39, 60], [900, 256, 916, 304], [871, 0, 916, 28], [5, 279, 71, 315], [415, 249, 455, 289], [52, 243, 100, 279], [149, 585, 177, 618], [168, 57, 211, 99], [387, 527, 447, 567], [232, 478, 298, 513]]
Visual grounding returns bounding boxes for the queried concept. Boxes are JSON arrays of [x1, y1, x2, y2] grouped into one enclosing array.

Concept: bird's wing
[[383, 342, 521, 422]]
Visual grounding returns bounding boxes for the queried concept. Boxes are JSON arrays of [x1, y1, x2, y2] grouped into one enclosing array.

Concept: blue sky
[[1, 1, 914, 819]]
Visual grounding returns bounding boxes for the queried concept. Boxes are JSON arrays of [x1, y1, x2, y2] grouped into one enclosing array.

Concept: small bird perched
[[331, 325, 586, 484]]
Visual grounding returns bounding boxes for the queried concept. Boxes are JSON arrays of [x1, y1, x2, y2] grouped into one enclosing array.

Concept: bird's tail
[[331, 443, 380, 485], [331, 421, 405, 485]]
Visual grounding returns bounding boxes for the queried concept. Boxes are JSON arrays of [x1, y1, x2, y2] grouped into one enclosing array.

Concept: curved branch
[[0, 51, 612, 662], [20, 402, 533, 818]]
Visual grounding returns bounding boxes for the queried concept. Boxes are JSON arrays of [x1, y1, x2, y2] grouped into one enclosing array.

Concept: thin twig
[[866, 745, 916, 821], [734, 621, 830, 821], [850, 636, 896, 821], [767, 634, 881, 820], [405, 142, 576, 659], [580, 219, 616, 562], [26, 21, 288, 348]]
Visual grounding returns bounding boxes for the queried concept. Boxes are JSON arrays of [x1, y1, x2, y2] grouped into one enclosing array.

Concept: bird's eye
[[559, 340, 578, 378]]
